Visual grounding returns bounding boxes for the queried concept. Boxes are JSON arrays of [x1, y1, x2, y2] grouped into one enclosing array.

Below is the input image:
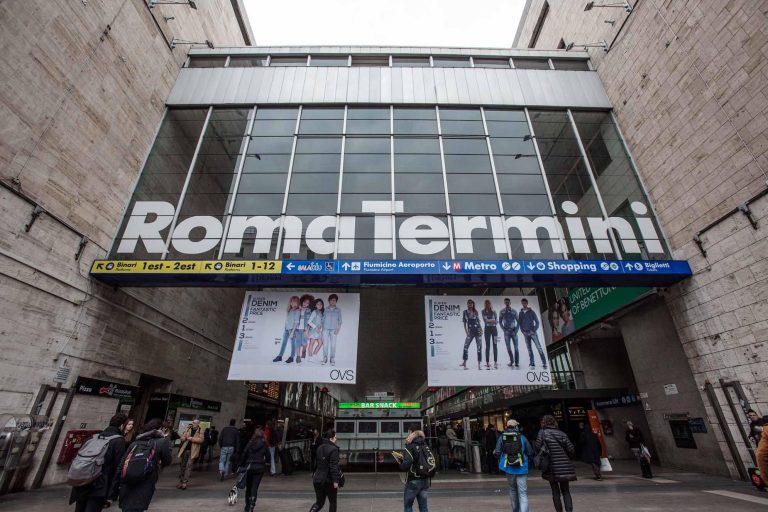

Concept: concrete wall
[[516, 0, 768, 478], [0, 0, 251, 488], [618, 299, 726, 476]]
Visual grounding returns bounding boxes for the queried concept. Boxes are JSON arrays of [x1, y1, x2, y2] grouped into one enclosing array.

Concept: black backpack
[[120, 439, 157, 484], [502, 431, 524, 467], [408, 443, 437, 478]]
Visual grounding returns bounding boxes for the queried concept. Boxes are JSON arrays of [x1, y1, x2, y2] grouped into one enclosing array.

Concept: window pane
[[286, 193, 337, 214], [447, 173, 496, 194], [242, 154, 291, 173], [255, 108, 299, 120], [394, 137, 440, 154], [394, 153, 442, 172], [443, 154, 492, 173], [237, 173, 287, 194], [351, 56, 389, 66], [395, 173, 445, 194], [486, 121, 531, 137], [295, 137, 342, 153], [299, 119, 343, 135], [432, 57, 470, 67], [347, 119, 390, 134], [493, 155, 540, 174], [188, 56, 227, 68], [501, 194, 552, 215], [514, 58, 550, 69], [473, 57, 511, 68], [497, 174, 547, 195], [442, 138, 488, 154], [343, 172, 390, 193], [392, 56, 431, 67], [343, 153, 390, 172], [293, 154, 341, 172], [247, 136, 293, 155], [232, 194, 283, 215], [269, 56, 307, 66], [484, 109, 527, 122], [228, 56, 268, 67], [289, 172, 340, 193], [449, 194, 500, 215], [345, 137, 390, 154], [340, 194, 391, 213], [394, 107, 437, 120], [252, 120, 295, 136], [551, 59, 590, 71], [302, 108, 345, 120], [348, 107, 390, 119], [440, 120, 485, 136], [439, 108, 482, 121], [490, 138, 536, 156], [310, 56, 349, 66]]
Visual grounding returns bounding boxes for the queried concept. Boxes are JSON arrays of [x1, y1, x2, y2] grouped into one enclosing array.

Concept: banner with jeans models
[[424, 295, 551, 386], [228, 291, 360, 384]]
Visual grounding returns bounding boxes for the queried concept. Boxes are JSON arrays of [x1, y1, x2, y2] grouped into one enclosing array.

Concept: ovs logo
[[330, 369, 355, 381]]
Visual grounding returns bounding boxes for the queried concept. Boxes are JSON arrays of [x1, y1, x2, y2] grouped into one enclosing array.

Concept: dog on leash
[[227, 485, 238, 506]]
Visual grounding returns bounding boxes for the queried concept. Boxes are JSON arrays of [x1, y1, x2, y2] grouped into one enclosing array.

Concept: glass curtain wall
[[111, 106, 668, 261]]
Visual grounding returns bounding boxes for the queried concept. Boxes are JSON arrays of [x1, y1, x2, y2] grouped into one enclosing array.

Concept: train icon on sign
[[502, 262, 511, 270]]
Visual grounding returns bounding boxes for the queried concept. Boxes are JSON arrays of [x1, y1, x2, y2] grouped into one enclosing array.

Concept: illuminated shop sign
[[117, 199, 664, 258], [338, 402, 421, 409]]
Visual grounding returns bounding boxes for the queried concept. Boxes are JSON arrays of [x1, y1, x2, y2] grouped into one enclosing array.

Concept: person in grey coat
[[535, 415, 576, 512]]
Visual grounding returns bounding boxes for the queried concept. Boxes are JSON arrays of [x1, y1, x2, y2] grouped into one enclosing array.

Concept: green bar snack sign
[[338, 402, 421, 409], [569, 286, 651, 331]]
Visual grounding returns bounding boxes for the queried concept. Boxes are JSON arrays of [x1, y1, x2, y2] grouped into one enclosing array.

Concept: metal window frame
[[217, 106, 257, 259], [567, 108, 623, 260], [160, 106, 213, 260], [524, 107, 569, 259], [390, 105, 397, 259], [435, 106, 456, 259], [333, 105, 349, 259], [274, 106, 303, 259], [480, 107, 512, 259]]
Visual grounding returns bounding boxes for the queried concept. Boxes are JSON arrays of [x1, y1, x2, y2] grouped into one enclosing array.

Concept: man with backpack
[[494, 419, 534, 512], [68, 413, 128, 512], [395, 429, 436, 512], [110, 418, 172, 511]]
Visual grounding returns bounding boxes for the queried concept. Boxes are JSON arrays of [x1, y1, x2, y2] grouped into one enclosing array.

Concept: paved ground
[[2, 460, 766, 511]]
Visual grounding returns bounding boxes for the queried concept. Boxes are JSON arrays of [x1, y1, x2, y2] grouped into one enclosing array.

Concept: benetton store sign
[[339, 402, 421, 409], [569, 286, 651, 331]]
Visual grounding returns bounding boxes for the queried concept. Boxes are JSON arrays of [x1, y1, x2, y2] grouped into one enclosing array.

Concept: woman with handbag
[[239, 428, 268, 512], [309, 429, 343, 512], [535, 415, 576, 512]]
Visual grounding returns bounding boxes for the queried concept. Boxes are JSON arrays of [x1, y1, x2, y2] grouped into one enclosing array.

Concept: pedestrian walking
[[197, 427, 212, 468], [177, 418, 204, 489], [625, 421, 652, 478], [395, 429, 436, 512], [111, 418, 172, 512], [239, 428, 269, 512], [311, 428, 322, 471], [757, 428, 768, 486], [437, 428, 450, 472], [208, 425, 219, 463], [309, 429, 342, 512], [495, 419, 534, 512], [577, 422, 602, 480], [68, 413, 128, 512], [485, 424, 500, 474], [219, 419, 240, 480], [536, 415, 576, 512], [121, 418, 136, 444], [265, 420, 278, 476]]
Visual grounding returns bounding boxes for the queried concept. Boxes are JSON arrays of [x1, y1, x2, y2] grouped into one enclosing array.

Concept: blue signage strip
[[91, 258, 692, 287]]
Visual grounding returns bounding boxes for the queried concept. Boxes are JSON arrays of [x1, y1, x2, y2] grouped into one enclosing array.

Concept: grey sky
[[244, 0, 526, 48]]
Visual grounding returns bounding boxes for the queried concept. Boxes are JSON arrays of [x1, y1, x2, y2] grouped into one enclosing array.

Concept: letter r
[[116, 201, 175, 254]]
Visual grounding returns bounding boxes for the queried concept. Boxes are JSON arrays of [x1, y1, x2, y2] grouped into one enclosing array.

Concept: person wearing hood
[[111, 418, 172, 512], [495, 419, 534, 512], [69, 413, 128, 512], [397, 429, 431, 512], [309, 429, 342, 512], [536, 415, 576, 512], [240, 428, 269, 512]]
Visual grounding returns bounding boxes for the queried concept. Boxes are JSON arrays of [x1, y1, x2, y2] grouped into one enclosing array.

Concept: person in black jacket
[[309, 430, 342, 512], [536, 415, 576, 512], [625, 421, 652, 478], [69, 413, 128, 512], [396, 429, 431, 512], [240, 428, 269, 512], [111, 418, 172, 512], [484, 425, 500, 474], [577, 422, 602, 480]]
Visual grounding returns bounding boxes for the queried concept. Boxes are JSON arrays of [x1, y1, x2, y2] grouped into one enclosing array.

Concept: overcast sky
[[243, 0, 526, 48]]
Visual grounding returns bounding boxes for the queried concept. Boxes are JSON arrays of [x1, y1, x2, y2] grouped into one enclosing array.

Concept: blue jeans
[[323, 331, 338, 360], [219, 446, 235, 474], [504, 330, 519, 365], [276, 329, 292, 358], [440, 454, 449, 471], [506, 473, 529, 512], [291, 330, 305, 358], [462, 333, 482, 362], [404, 478, 429, 512], [523, 331, 546, 367]]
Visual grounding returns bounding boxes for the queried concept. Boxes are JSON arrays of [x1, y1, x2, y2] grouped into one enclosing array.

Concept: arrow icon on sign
[[342, 262, 351, 271], [624, 263, 633, 271], [527, 263, 535, 270], [286, 263, 294, 270], [442, 263, 451, 270]]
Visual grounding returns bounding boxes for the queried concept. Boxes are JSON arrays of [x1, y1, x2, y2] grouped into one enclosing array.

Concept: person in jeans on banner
[[519, 298, 547, 369], [495, 419, 534, 512], [499, 298, 520, 368]]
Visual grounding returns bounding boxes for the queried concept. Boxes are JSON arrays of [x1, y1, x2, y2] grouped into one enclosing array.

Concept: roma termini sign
[[116, 200, 665, 258]]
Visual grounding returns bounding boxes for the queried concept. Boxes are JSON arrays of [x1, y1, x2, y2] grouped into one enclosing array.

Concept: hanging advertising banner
[[228, 291, 360, 384], [424, 295, 551, 386]]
